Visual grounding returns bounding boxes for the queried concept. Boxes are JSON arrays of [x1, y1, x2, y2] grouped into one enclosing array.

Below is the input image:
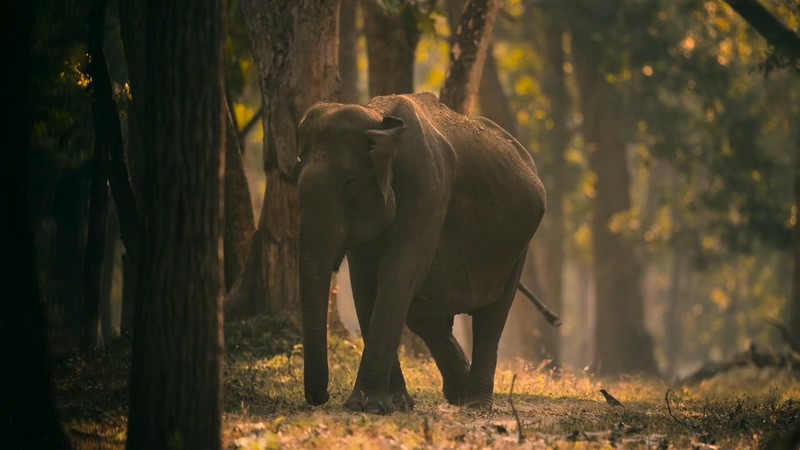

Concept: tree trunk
[[224, 101, 255, 292], [340, 0, 360, 104], [100, 196, 119, 341], [440, 0, 501, 114], [82, 0, 114, 352], [126, 0, 226, 447], [527, 23, 569, 364], [227, 0, 340, 319], [118, 0, 145, 337], [791, 150, 800, 338], [572, 28, 658, 376], [362, 0, 420, 96], [0, 0, 72, 445]]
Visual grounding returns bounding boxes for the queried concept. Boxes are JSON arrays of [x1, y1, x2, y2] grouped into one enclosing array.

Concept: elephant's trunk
[[298, 208, 344, 406]]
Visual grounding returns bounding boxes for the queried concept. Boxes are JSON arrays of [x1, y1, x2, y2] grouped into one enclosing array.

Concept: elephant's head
[[294, 102, 405, 405]]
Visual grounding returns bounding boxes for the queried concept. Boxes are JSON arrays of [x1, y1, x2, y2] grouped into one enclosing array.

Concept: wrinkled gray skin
[[296, 92, 545, 414]]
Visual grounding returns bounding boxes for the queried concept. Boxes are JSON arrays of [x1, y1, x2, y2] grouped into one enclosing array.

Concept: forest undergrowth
[[55, 313, 800, 449]]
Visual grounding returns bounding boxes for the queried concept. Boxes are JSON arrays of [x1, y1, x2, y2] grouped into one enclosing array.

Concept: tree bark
[[227, 0, 340, 319], [792, 145, 800, 338], [126, 0, 226, 448], [362, 0, 420, 96], [340, 0, 359, 103], [0, 0, 72, 445], [118, 0, 145, 336], [721, 0, 800, 69], [81, 0, 114, 352], [572, 28, 658, 376], [100, 196, 120, 341], [440, 0, 501, 114], [224, 101, 255, 292]]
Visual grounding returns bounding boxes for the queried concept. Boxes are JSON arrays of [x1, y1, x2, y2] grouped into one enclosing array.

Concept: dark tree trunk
[[572, 28, 658, 376], [126, 0, 226, 448], [100, 196, 119, 341], [118, 0, 145, 336], [227, 0, 340, 319], [362, 0, 420, 96], [81, 0, 114, 352], [224, 101, 255, 292], [340, 0, 359, 103], [0, 0, 72, 445], [791, 150, 800, 336], [440, 0, 501, 114], [527, 23, 569, 364]]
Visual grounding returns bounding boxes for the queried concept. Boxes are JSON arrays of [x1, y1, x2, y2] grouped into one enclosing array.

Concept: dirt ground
[[56, 314, 800, 449]]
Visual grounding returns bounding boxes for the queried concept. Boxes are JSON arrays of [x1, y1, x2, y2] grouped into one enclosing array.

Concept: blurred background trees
[[21, 0, 800, 388]]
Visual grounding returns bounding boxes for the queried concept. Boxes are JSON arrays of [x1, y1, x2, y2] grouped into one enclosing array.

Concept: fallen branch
[[680, 344, 800, 385]]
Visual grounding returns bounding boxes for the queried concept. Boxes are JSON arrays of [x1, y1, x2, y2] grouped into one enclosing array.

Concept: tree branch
[[722, 0, 800, 69]]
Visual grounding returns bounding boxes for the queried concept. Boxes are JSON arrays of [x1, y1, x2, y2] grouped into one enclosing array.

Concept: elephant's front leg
[[346, 251, 414, 413], [345, 288, 412, 414]]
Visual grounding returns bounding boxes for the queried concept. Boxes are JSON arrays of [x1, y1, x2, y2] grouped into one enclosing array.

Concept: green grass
[[55, 314, 800, 449]]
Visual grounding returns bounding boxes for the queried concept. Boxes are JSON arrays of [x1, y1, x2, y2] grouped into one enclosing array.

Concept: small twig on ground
[[665, 389, 692, 429], [508, 374, 525, 444]]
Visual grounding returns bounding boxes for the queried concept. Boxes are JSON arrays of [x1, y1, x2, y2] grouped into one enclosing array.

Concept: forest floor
[[55, 313, 800, 449]]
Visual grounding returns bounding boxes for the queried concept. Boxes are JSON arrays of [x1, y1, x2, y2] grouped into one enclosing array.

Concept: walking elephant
[[295, 92, 546, 414]]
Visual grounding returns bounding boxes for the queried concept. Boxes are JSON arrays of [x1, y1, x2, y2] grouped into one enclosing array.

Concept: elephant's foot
[[463, 396, 493, 411], [391, 389, 414, 412], [443, 382, 466, 405], [344, 389, 396, 415]]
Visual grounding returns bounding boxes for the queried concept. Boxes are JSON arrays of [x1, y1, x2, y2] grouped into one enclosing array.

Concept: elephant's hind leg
[[464, 252, 527, 410], [406, 313, 470, 405]]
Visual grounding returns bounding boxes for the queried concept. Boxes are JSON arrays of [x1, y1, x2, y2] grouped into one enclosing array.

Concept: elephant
[[295, 92, 546, 414]]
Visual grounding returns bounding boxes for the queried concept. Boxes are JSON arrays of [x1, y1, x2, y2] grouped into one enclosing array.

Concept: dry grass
[[55, 314, 800, 449]]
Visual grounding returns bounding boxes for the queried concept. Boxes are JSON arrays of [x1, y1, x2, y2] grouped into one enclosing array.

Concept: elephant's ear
[[364, 116, 405, 204]]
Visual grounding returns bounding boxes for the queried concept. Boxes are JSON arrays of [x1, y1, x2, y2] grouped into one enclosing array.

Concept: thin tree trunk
[[118, 0, 145, 336], [527, 23, 569, 364], [0, 0, 72, 444], [126, 0, 226, 447], [81, 0, 114, 352], [227, 0, 340, 319], [440, 0, 501, 114], [792, 150, 800, 337], [100, 196, 119, 341], [572, 28, 658, 376], [224, 100, 255, 292], [362, 0, 420, 96], [340, 0, 360, 104]]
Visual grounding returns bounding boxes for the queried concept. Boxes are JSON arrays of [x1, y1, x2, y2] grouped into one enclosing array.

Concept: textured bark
[[791, 149, 800, 337], [126, 0, 226, 448], [81, 0, 113, 352], [722, 0, 800, 68], [100, 197, 119, 341], [224, 102, 255, 292], [528, 24, 569, 363], [0, 0, 72, 445], [572, 28, 658, 375], [228, 0, 340, 318], [340, 0, 359, 103], [118, 0, 145, 336], [362, 0, 420, 96], [440, 0, 501, 114]]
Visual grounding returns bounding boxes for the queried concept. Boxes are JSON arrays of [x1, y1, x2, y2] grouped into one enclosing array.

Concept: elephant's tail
[[517, 283, 562, 327]]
